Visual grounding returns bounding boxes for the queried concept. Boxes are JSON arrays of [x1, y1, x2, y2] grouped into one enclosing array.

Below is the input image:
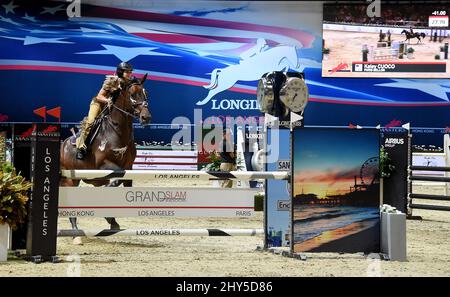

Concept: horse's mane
[[109, 77, 142, 104]]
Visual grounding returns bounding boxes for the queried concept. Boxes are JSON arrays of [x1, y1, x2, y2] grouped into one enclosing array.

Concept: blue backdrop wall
[[0, 0, 449, 147]]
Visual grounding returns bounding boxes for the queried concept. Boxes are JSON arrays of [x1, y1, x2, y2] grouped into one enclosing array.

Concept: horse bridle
[[130, 86, 149, 109], [111, 83, 148, 119]]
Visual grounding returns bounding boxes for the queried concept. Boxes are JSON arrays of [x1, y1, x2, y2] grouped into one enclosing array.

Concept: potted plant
[[254, 192, 265, 211], [435, 54, 441, 60], [399, 54, 404, 59], [0, 162, 32, 261], [407, 47, 415, 59], [322, 48, 330, 60]]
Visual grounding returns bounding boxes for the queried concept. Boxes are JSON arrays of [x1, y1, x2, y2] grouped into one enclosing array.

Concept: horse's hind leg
[[60, 178, 83, 245]]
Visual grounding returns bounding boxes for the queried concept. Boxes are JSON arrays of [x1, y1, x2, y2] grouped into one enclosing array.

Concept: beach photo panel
[[291, 127, 381, 253]]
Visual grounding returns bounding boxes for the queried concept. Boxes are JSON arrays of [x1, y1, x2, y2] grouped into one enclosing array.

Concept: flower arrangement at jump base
[[0, 162, 32, 230], [254, 191, 265, 211], [202, 151, 222, 171], [380, 204, 402, 214]]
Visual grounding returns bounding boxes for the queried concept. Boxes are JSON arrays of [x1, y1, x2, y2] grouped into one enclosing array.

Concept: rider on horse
[[76, 62, 134, 159]]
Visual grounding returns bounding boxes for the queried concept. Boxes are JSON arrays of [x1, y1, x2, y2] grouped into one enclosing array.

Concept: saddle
[[70, 116, 105, 149]]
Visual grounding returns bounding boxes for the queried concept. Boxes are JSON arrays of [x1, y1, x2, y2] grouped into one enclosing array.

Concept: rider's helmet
[[116, 62, 133, 78]]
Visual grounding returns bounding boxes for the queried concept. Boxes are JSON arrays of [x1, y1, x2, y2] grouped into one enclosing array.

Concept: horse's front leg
[[69, 217, 78, 230], [104, 180, 132, 229], [100, 162, 125, 230], [103, 180, 121, 230]]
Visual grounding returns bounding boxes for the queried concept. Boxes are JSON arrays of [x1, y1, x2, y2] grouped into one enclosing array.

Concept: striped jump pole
[[410, 165, 450, 172], [409, 175, 450, 183], [409, 193, 450, 202], [408, 165, 450, 213], [61, 169, 289, 181], [57, 228, 264, 237], [409, 204, 450, 212]]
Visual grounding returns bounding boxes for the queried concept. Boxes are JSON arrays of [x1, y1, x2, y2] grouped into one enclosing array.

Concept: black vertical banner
[[381, 130, 409, 214], [26, 123, 60, 260], [11, 124, 34, 250]]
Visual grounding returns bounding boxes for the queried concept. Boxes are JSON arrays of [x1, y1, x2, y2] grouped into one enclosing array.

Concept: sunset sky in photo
[[293, 128, 379, 198]]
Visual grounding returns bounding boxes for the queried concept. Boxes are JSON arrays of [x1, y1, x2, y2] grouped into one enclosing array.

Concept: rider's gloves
[[107, 98, 113, 108]]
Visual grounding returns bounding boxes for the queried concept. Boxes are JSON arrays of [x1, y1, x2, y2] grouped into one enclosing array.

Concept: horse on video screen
[[401, 29, 426, 44]]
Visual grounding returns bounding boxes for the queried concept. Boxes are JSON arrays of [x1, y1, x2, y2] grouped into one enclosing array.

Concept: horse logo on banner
[[197, 40, 301, 105]]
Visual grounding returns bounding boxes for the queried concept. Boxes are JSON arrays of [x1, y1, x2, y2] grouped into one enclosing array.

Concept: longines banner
[[59, 187, 258, 218]]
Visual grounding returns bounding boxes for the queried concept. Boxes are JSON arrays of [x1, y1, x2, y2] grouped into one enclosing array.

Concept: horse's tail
[[421, 33, 426, 38], [203, 69, 221, 90]]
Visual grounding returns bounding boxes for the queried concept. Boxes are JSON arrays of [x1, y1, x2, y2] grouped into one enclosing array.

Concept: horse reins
[[112, 104, 138, 119]]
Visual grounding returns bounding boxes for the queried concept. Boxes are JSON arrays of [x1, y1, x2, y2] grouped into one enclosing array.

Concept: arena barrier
[[408, 165, 450, 212]]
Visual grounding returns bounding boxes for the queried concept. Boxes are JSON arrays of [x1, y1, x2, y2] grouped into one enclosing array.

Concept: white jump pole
[[57, 228, 264, 237], [61, 170, 289, 181]]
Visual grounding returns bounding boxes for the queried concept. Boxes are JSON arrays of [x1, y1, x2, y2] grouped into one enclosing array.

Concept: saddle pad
[[70, 132, 80, 146]]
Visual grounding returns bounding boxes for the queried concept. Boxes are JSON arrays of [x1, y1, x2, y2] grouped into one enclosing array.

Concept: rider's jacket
[[92, 75, 122, 107]]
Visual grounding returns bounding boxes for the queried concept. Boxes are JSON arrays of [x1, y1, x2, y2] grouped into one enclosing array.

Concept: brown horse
[[60, 74, 151, 242]]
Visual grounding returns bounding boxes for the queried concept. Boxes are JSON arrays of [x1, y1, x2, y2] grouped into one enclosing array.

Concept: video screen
[[322, 3, 449, 78]]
